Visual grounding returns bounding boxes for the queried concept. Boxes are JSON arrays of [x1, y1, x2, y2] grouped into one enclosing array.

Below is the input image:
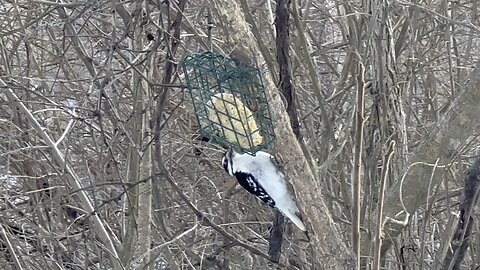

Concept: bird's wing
[[234, 172, 276, 208]]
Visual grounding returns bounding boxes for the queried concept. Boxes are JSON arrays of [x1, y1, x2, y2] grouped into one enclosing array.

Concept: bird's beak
[[225, 148, 235, 175], [227, 148, 234, 160]]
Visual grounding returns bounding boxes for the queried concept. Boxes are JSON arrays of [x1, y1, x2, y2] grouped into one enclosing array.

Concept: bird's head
[[221, 148, 235, 176]]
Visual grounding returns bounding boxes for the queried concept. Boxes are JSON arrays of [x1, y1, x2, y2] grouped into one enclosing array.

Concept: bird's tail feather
[[283, 209, 306, 231]]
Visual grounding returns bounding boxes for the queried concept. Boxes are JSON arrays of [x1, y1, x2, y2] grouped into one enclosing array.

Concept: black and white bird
[[221, 148, 306, 231]]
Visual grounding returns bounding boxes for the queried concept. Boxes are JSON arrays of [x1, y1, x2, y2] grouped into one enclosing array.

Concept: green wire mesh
[[182, 51, 275, 154]]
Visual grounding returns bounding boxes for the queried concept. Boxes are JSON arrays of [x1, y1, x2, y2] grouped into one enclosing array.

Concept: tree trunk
[[122, 1, 152, 267]]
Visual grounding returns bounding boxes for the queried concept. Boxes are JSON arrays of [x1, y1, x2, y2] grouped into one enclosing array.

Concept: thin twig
[[373, 140, 396, 270], [352, 58, 365, 269], [159, 165, 282, 266], [419, 159, 441, 269], [130, 223, 199, 269], [1, 224, 24, 270], [1, 82, 123, 269]]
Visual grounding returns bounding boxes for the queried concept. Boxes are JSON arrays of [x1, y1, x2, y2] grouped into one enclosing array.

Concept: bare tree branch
[[1, 81, 123, 269]]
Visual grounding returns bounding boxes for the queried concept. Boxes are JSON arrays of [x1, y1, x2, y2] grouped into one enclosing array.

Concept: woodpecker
[[221, 149, 306, 231]]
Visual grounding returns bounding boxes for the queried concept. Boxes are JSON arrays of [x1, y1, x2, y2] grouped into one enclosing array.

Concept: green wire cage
[[182, 51, 275, 154]]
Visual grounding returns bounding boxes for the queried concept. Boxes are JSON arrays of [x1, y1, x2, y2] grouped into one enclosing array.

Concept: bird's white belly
[[253, 167, 288, 202]]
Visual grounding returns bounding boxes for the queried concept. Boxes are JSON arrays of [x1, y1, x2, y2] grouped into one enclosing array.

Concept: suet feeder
[[182, 51, 275, 154]]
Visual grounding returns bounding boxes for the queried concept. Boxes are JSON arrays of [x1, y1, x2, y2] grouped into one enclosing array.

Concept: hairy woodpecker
[[222, 149, 306, 231]]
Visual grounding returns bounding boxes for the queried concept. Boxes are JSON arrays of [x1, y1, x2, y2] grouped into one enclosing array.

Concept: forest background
[[1, 0, 480, 269]]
